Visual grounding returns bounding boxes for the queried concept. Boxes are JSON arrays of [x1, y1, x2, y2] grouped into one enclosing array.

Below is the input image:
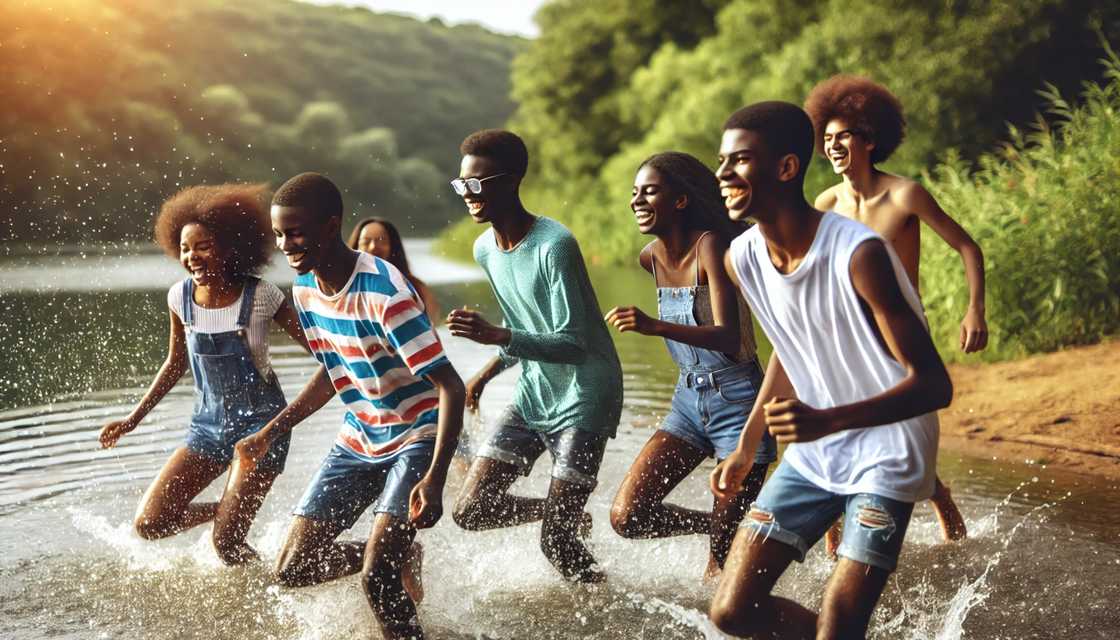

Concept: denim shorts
[[294, 442, 434, 529], [475, 407, 608, 489], [186, 418, 291, 474], [660, 360, 777, 463], [740, 462, 915, 572]]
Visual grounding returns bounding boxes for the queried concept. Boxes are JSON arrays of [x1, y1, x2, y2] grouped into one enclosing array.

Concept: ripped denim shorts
[[739, 461, 915, 571]]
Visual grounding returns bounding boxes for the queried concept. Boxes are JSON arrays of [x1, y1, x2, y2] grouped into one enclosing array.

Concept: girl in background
[[348, 217, 441, 324]]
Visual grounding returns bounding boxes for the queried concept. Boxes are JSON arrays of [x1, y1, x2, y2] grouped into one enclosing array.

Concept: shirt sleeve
[[258, 280, 286, 318], [501, 236, 589, 364], [379, 289, 450, 378], [167, 283, 183, 321]]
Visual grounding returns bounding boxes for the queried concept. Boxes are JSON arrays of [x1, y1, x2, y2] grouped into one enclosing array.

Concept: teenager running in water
[[99, 183, 308, 564], [605, 152, 776, 579], [806, 75, 982, 549], [708, 102, 952, 638], [349, 217, 442, 324], [447, 129, 623, 583], [235, 173, 465, 639]]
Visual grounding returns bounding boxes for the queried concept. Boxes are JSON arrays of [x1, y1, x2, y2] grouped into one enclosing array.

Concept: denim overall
[[655, 245, 777, 463], [182, 277, 290, 472]]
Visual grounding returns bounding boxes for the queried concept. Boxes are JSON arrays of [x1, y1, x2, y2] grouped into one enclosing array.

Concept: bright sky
[[302, 1, 546, 37]]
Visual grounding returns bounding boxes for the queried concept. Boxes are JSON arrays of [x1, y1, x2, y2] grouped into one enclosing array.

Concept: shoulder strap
[[181, 278, 194, 327], [692, 231, 713, 286], [236, 277, 259, 328]]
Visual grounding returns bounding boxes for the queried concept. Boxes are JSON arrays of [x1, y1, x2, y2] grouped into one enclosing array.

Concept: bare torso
[[816, 173, 922, 290]]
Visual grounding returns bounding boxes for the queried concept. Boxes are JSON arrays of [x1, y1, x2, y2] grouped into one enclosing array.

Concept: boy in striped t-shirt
[[234, 172, 465, 640]]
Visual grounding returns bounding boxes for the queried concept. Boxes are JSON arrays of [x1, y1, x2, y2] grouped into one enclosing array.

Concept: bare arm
[[99, 310, 188, 448], [409, 362, 466, 528], [606, 235, 740, 353], [906, 182, 988, 352], [233, 365, 337, 468], [814, 186, 839, 212], [764, 240, 952, 443], [463, 354, 516, 410], [711, 351, 794, 496], [273, 299, 311, 353]]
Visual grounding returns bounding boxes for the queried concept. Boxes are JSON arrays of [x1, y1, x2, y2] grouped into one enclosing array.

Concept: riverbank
[[940, 338, 1120, 481]]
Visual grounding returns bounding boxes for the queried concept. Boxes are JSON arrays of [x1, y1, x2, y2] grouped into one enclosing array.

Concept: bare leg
[[133, 447, 226, 539], [274, 515, 365, 587], [816, 558, 892, 640], [710, 527, 818, 639], [362, 513, 424, 640], [707, 462, 769, 579], [210, 458, 280, 565], [929, 476, 966, 541], [452, 457, 546, 530], [401, 541, 424, 604], [541, 477, 603, 583], [825, 520, 842, 560], [610, 431, 708, 539]]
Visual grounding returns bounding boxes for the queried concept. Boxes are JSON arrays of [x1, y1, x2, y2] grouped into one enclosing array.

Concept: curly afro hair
[[154, 183, 273, 277], [804, 75, 906, 164]]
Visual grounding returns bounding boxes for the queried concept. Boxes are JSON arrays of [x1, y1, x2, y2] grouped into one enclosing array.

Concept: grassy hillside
[[0, 0, 523, 244]]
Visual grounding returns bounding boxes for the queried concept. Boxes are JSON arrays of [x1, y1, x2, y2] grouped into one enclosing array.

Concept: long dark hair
[[347, 217, 426, 287], [638, 152, 747, 243]]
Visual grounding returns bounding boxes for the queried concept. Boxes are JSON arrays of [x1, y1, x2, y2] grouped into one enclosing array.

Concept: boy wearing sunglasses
[[447, 129, 623, 583]]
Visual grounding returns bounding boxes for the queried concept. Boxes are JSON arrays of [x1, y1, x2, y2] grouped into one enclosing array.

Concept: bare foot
[[824, 520, 841, 560], [570, 564, 606, 584], [402, 541, 424, 604], [931, 480, 967, 541]]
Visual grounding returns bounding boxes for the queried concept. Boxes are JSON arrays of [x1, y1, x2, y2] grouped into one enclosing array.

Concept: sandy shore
[[940, 338, 1120, 480]]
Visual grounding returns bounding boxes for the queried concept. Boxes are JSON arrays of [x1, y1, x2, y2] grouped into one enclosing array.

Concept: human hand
[[99, 417, 138, 449], [959, 307, 988, 353], [408, 475, 444, 529], [764, 397, 838, 443], [604, 306, 659, 336], [234, 427, 274, 471], [464, 371, 489, 411], [447, 308, 512, 346], [710, 449, 755, 500]]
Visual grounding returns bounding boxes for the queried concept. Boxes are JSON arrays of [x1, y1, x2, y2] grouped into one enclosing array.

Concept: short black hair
[[272, 172, 344, 221], [804, 75, 906, 164], [459, 129, 529, 176], [723, 101, 815, 181]]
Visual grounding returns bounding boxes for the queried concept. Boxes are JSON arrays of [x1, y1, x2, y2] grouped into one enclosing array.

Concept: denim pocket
[[717, 375, 758, 404]]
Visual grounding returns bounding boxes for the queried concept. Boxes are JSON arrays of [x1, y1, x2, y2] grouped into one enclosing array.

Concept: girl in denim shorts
[[98, 184, 308, 564], [605, 152, 776, 578]]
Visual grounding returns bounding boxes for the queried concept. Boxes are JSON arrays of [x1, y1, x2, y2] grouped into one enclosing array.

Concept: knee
[[452, 493, 483, 530], [133, 516, 163, 540], [708, 598, 758, 636], [609, 500, 641, 539]]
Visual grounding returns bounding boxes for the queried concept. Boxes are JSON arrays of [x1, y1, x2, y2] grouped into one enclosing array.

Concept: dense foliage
[[0, 0, 522, 243], [440, 0, 1119, 268], [921, 48, 1120, 360]]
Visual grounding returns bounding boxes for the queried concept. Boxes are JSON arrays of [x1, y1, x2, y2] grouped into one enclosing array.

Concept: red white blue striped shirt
[[292, 252, 448, 462]]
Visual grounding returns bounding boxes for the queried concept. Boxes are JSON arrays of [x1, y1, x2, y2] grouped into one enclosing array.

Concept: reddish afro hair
[[154, 183, 273, 276], [804, 75, 906, 164]]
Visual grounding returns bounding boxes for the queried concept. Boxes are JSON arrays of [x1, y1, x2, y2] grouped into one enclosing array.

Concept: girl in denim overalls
[[99, 184, 308, 564], [606, 152, 777, 578]]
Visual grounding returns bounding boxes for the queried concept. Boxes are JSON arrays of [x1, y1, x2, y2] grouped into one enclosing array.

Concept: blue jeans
[[475, 407, 608, 489], [295, 443, 434, 529], [741, 462, 915, 571], [660, 360, 777, 462]]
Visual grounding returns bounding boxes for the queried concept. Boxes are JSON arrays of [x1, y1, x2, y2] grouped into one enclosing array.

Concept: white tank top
[[728, 212, 938, 502]]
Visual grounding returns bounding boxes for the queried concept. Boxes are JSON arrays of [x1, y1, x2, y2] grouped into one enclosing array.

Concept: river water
[[1, 241, 1117, 639]]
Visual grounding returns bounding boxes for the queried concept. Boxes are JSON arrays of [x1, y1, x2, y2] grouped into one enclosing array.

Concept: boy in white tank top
[[706, 102, 953, 639]]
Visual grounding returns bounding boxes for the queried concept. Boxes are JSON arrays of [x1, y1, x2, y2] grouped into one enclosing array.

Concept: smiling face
[[271, 204, 336, 275], [357, 221, 392, 260], [179, 223, 231, 287], [458, 154, 516, 225], [823, 118, 873, 174], [630, 165, 685, 235], [716, 128, 771, 222]]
